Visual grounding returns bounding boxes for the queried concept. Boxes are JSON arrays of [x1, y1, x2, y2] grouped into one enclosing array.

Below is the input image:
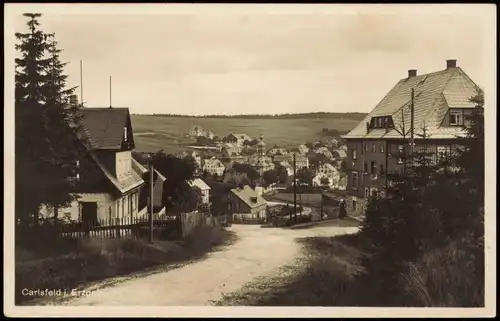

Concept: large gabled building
[[341, 59, 482, 215], [40, 102, 146, 223]]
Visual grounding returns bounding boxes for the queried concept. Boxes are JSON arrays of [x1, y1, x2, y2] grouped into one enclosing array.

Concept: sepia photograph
[[3, 3, 496, 318]]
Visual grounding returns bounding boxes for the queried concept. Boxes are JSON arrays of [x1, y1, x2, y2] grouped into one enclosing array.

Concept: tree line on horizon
[[131, 111, 367, 120]]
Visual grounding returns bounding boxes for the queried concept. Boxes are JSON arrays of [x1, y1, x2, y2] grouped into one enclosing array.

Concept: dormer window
[[449, 109, 464, 126], [370, 116, 394, 129]]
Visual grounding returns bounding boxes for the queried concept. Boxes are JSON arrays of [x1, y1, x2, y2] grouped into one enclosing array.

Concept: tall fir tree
[[15, 13, 80, 224]]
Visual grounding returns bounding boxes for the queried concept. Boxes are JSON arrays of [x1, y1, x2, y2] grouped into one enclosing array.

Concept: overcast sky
[[11, 4, 493, 115]]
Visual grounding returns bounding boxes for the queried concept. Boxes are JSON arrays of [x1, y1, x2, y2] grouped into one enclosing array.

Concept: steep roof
[[132, 157, 149, 175], [320, 163, 337, 171], [231, 133, 252, 141], [76, 108, 131, 149], [333, 149, 347, 158], [152, 169, 166, 207], [230, 185, 267, 209], [188, 178, 211, 191], [273, 154, 290, 162], [342, 65, 481, 140], [90, 151, 145, 194]]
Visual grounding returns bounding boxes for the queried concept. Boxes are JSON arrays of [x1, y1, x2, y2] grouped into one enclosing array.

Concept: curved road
[[54, 224, 359, 306]]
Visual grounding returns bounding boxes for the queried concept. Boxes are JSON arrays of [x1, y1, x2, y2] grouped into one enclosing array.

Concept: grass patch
[[16, 225, 237, 305], [215, 232, 483, 307], [215, 233, 365, 306]]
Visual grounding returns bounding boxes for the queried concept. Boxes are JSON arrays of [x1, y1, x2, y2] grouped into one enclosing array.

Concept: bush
[[400, 239, 484, 307]]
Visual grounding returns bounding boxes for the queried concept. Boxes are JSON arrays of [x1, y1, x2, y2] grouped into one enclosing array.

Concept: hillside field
[[131, 115, 361, 154]]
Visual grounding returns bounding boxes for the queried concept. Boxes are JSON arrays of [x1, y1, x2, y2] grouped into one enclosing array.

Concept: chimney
[[446, 59, 457, 69], [408, 69, 417, 78], [69, 94, 78, 106]]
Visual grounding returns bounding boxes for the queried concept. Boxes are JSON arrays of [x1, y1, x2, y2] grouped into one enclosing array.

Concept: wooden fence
[[55, 212, 229, 241], [57, 216, 179, 240]]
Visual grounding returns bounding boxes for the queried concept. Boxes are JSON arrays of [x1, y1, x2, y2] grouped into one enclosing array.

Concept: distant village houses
[[202, 158, 225, 177], [189, 125, 215, 140]]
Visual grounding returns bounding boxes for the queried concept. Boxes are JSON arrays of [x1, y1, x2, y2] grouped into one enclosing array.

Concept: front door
[[81, 202, 98, 228]]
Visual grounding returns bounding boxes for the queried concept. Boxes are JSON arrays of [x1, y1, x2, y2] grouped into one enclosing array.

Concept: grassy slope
[[131, 115, 361, 153], [16, 225, 237, 305]]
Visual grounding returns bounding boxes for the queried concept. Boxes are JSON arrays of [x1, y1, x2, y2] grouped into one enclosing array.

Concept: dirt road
[[58, 224, 359, 306]]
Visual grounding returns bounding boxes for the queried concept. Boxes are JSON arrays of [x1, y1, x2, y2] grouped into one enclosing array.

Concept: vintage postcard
[[3, 3, 496, 318]]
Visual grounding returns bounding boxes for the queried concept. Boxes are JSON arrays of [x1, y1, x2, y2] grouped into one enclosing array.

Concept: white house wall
[[40, 191, 141, 222]]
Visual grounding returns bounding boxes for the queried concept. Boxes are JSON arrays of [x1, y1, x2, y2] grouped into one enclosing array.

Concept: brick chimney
[[446, 59, 457, 69], [408, 69, 417, 78]]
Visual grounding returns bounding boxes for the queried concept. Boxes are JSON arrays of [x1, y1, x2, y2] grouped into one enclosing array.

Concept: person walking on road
[[339, 199, 347, 220]]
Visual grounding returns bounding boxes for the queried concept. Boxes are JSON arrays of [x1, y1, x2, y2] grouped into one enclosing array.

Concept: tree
[[263, 170, 278, 186], [320, 176, 330, 186], [297, 168, 313, 186], [196, 136, 213, 146], [232, 163, 259, 182], [275, 164, 289, 183], [15, 13, 79, 224], [151, 151, 198, 212]]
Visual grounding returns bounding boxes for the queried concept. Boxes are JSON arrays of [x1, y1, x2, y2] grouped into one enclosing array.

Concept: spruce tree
[[15, 13, 80, 224], [41, 33, 82, 219], [15, 13, 52, 225]]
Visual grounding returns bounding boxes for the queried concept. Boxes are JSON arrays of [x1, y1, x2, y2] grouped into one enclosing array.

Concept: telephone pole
[[149, 159, 154, 243], [410, 88, 415, 166], [293, 153, 297, 223]]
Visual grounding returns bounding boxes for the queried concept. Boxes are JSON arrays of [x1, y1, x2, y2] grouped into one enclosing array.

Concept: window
[[370, 161, 376, 174], [364, 144, 368, 152], [365, 188, 370, 199], [371, 188, 379, 198], [360, 172, 364, 185], [352, 200, 357, 212], [380, 164, 385, 174], [124, 126, 128, 141], [371, 116, 394, 129], [450, 110, 464, 126], [372, 143, 376, 153], [352, 148, 357, 160], [352, 172, 358, 189], [364, 162, 368, 172], [380, 144, 384, 153]]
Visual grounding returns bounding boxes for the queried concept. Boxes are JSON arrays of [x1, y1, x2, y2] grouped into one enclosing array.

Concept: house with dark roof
[[40, 101, 146, 223], [224, 133, 252, 146], [228, 185, 268, 221], [341, 59, 483, 215]]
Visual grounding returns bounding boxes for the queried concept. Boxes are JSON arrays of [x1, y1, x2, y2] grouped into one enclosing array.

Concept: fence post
[[115, 217, 120, 238]]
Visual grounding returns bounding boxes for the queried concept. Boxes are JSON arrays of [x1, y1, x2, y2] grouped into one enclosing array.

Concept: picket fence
[[56, 211, 225, 241], [58, 216, 178, 240]]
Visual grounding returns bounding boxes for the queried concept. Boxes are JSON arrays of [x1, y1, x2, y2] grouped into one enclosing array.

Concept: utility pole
[[410, 88, 415, 166], [293, 153, 297, 223], [149, 159, 154, 243]]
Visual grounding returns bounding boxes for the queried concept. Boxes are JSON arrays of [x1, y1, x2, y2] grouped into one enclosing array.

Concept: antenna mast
[[109, 76, 112, 108], [80, 60, 84, 106]]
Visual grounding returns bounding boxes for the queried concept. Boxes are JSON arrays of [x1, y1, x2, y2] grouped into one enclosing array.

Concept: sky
[[10, 4, 494, 115]]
